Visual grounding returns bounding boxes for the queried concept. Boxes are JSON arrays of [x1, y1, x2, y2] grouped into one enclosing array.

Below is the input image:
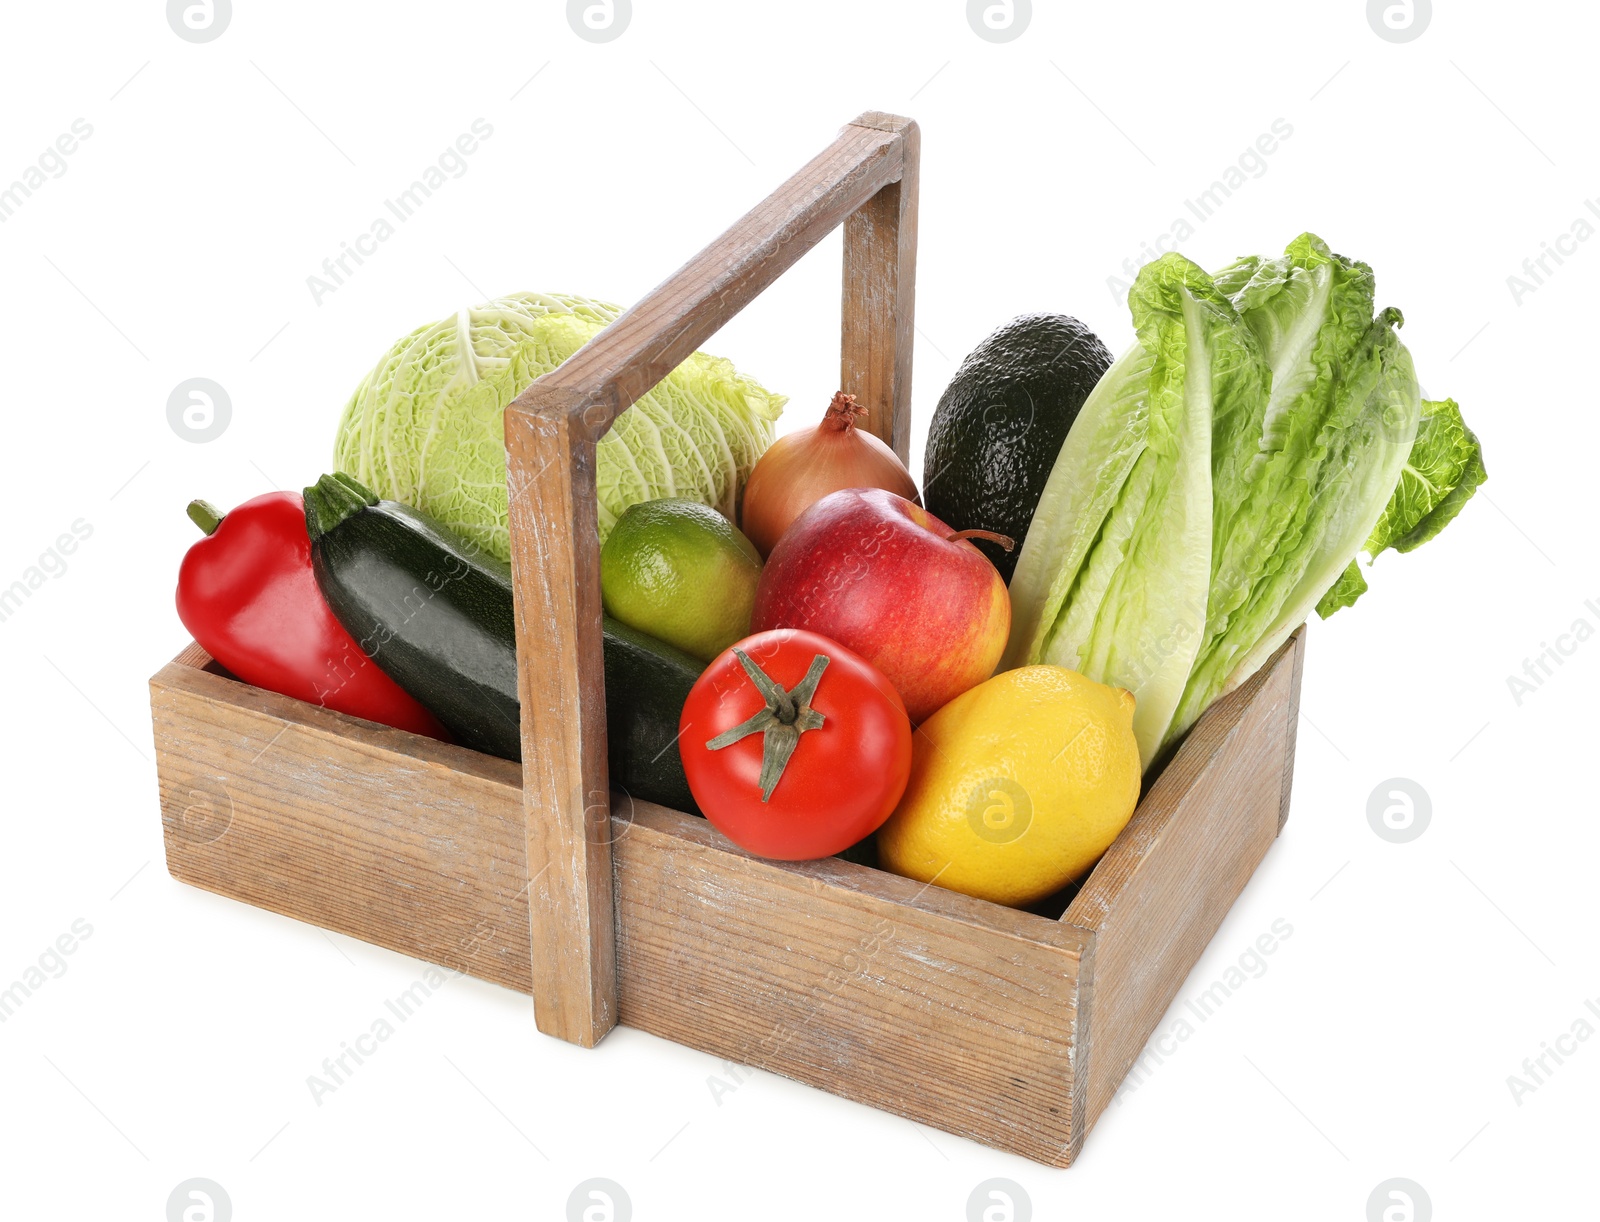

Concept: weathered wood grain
[[841, 113, 919, 463], [503, 404, 618, 1047], [1277, 623, 1307, 831], [501, 113, 920, 1052], [1063, 629, 1305, 1140], [613, 800, 1086, 1164], [151, 649, 1086, 1159], [507, 114, 913, 437], [150, 652, 532, 992], [149, 625, 1302, 1166]]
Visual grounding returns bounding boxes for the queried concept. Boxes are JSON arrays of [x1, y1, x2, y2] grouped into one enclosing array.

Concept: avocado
[[603, 614, 704, 815], [923, 314, 1112, 583]]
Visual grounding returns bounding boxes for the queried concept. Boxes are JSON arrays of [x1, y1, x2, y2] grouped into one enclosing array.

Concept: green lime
[[600, 499, 762, 662]]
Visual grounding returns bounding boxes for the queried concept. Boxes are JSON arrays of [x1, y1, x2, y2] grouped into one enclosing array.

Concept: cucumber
[[304, 473, 701, 812]]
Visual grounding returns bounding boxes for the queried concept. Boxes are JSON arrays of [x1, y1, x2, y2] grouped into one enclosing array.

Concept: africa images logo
[[166, 1178, 231, 1222], [966, 1178, 1031, 1222], [967, 0, 1031, 43], [1366, 0, 1431, 43], [167, 0, 231, 43], [568, 0, 631, 42]]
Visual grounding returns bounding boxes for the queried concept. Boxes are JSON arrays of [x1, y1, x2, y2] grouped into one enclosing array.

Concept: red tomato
[[679, 628, 913, 861]]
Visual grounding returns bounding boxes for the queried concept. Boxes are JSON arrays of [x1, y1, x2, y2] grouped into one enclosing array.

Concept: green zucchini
[[304, 473, 701, 812], [600, 616, 703, 814]]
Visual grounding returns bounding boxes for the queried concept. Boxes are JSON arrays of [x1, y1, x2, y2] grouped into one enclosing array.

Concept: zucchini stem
[[303, 472, 379, 541]]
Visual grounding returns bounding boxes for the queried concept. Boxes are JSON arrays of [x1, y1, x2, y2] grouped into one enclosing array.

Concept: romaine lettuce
[[1007, 236, 1484, 769], [1315, 397, 1487, 618], [1008, 255, 1255, 761]]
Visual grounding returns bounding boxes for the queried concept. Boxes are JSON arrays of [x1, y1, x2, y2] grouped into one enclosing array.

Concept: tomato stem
[[705, 648, 830, 801]]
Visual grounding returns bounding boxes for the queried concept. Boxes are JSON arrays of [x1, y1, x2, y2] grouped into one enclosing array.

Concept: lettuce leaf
[[1171, 235, 1386, 735], [1314, 561, 1368, 618], [1365, 397, 1487, 557], [1009, 253, 1247, 766], [1193, 310, 1421, 721], [1316, 398, 1487, 619], [1007, 235, 1484, 770]]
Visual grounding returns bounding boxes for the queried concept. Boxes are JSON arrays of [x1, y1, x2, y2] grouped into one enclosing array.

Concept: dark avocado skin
[[923, 313, 1112, 583], [310, 500, 701, 811]]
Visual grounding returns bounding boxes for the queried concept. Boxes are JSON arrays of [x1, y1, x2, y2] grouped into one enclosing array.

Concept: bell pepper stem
[[187, 499, 225, 536]]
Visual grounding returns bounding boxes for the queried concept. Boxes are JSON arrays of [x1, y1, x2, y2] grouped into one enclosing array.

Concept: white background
[[1, 1, 1594, 1218]]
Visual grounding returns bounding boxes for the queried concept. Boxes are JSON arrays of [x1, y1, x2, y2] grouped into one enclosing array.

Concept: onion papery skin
[[740, 391, 919, 556]]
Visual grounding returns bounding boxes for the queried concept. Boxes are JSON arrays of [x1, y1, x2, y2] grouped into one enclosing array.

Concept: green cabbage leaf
[[332, 292, 785, 561]]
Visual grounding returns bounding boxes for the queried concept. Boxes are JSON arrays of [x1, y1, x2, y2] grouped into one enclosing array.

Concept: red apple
[[750, 487, 1010, 723]]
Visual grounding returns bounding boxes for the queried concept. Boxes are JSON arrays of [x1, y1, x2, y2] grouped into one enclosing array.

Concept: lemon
[[876, 666, 1141, 908], [600, 498, 762, 662]]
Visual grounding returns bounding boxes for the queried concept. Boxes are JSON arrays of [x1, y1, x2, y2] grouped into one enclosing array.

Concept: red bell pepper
[[176, 491, 448, 739]]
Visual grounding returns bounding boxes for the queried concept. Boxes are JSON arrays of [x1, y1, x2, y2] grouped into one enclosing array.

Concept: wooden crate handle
[[502, 112, 920, 1046]]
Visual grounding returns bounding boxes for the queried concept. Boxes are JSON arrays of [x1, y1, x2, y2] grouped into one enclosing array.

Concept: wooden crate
[[149, 112, 1306, 1167]]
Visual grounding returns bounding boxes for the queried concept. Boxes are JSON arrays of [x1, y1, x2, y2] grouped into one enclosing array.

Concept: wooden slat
[[840, 112, 919, 463], [508, 114, 911, 435], [149, 625, 1302, 1166], [1063, 629, 1305, 1140], [503, 405, 617, 1046], [173, 640, 213, 670], [1277, 623, 1307, 831], [149, 651, 1086, 1161], [150, 659, 532, 992], [610, 802, 1086, 1165], [501, 114, 920, 1051]]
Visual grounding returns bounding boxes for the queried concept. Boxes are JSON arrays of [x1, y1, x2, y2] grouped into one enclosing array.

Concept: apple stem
[[946, 528, 1016, 553]]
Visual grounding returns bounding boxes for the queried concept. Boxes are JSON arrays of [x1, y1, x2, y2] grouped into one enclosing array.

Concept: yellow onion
[[739, 392, 920, 556]]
